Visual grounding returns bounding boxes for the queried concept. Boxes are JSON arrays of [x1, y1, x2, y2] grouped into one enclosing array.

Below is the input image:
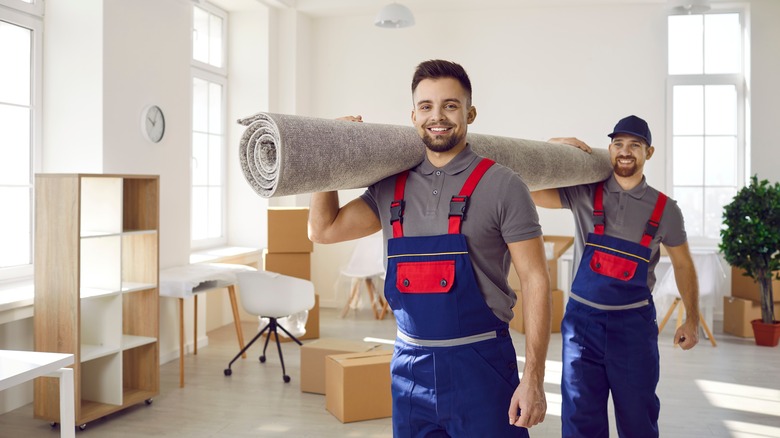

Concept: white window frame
[[190, 3, 228, 250], [0, 4, 42, 283], [665, 7, 748, 247], [0, 0, 44, 16]]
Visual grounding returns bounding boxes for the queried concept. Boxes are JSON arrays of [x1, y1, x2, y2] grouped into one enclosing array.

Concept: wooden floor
[[2, 307, 779, 437]]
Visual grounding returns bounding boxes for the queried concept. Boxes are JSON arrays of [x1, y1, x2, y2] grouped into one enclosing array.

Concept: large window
[[667, 10, 746, 242], [191, 4, 227, 248], [0, 4, 42, 282]]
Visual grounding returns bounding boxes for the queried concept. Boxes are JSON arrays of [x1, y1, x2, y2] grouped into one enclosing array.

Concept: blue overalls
[[561, 181, 668, 438], [384, 158, 528, 438]]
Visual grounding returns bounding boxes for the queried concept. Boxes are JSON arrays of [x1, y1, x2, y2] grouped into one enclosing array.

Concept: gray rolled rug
[[238, 112, 612, 198]]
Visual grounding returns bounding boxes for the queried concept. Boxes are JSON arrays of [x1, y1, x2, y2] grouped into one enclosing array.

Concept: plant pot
[[751, 319, 780, 347]]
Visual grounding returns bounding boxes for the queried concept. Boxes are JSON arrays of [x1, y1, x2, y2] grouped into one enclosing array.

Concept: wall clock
[[141, 105, 165, 143]]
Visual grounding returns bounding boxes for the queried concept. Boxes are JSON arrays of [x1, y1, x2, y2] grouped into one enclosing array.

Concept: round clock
[[141, 105, 165, 143]]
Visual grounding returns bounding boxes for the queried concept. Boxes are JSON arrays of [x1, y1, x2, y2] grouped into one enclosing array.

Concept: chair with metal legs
[[223, 270, 315, 382]]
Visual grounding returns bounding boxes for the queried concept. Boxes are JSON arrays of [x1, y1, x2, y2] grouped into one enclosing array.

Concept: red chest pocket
[[590, 250, 637, 281], [396, 260, 455, 293]]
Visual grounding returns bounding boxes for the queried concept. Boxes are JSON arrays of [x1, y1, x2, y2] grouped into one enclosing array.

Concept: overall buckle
[[449, 196, 469, 219], [390, 200, 405, 225]]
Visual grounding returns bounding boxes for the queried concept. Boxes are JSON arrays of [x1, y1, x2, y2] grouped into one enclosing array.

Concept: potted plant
[[719, 175, 780, 346]]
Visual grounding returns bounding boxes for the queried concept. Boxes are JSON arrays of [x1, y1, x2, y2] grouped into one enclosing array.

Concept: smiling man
[[309, 59, 551, 437], [532, 115, 701, 437]]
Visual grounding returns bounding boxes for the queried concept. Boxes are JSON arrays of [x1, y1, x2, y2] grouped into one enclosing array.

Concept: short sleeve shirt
[[559, 174, 687, 291], [361, 145, 542, 322]]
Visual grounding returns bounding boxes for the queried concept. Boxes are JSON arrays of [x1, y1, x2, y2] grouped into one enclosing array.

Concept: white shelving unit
[[34, 174, 159, 427]]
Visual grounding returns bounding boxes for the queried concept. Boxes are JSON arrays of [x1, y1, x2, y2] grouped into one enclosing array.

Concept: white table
[[0, 350, 74, 437], [159, 263, 256, 387]]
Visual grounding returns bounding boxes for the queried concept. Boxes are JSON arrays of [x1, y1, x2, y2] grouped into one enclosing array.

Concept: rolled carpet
[[238, 112, 612, 198]]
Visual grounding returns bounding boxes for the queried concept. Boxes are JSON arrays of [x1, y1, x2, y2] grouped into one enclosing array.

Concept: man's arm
[[530, 189, 563, 209], [507, 236, 551, 429], [308, 192, 380, 244], [530, 137, 591, 209], [663, 242, 700, 350]]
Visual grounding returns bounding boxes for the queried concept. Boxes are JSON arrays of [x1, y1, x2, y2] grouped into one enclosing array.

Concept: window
[[191, 4, 227, 248], [667, 11, 747, 242], [0, 4, 42, 282]]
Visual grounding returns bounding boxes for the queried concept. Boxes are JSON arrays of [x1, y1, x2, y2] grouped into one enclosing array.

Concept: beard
[[613, 157, 638, 177], [421, 129, 464, 153]]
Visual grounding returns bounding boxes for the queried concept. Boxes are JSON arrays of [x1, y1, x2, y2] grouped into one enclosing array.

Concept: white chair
[[223, 271, 315, 383], [339, 231, 388, 319], [656, 251, 725, 347]]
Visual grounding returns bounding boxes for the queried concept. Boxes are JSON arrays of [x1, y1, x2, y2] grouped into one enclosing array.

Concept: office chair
[[340, 231, 388, 319], [223, 270, 315, 383]]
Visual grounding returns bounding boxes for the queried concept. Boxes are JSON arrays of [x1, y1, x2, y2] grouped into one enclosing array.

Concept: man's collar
[[605, 174, 648, 199], [418, 144, 478, 175]]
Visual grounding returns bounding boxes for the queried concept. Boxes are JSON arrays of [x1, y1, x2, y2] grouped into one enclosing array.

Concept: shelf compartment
[[123, 289, 158, 339], [80, 294, 121, 359], [81, 235, 122, 294], [81, 353, 123, 406], [123, 177, 159, 232], [81, 177, 123, 236], [122, 231, 158, 287], [123, 343, 158, 395]]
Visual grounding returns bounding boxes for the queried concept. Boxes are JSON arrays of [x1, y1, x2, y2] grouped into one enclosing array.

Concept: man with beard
[[309, 59, 551, 437], [531, 115, 701, 437]]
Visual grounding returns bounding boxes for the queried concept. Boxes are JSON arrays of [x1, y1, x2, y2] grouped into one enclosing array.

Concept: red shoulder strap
[[448, 158, 495, 234], [390, 171, 409, 238], [639, 192, 668, 247], [593, 181, 606, 235]]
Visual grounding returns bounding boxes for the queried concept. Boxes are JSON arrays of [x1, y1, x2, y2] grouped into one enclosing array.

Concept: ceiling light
[[374, 3, 415, 29], [668, 0, 712, 14]]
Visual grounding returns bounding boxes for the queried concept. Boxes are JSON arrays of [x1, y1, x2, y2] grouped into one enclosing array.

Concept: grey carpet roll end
[[238, 112, 612, 198]]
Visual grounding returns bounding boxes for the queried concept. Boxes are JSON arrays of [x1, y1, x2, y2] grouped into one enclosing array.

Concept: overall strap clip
[[639, 192, 668, 247], [592, 181, 607, 235], [390, 171, 410, 238], [448, 158, 495, 234]]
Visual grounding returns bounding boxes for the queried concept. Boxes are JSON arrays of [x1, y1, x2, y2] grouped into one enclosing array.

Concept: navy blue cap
[[608, 115, 652, 146]]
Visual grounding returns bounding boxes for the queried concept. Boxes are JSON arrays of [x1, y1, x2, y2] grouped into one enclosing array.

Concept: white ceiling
[[209, 0, 672, 17]]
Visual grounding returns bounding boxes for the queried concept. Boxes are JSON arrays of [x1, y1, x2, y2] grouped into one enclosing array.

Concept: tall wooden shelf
[[33, 174, 159, 427]]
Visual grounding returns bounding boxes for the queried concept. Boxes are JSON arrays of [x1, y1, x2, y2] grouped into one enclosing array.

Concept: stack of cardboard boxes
[[509, 235, 574, 334], [723, 267, 779, 337], [300, 338, 393, 423], [264, 207, 319, 340]]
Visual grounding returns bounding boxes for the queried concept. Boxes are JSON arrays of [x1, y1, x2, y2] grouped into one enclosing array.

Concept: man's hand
[[337, 115, 363, 122], [548, 137, 592, 153], [674, 318, 700, 350], [508, 376, 547, 428]]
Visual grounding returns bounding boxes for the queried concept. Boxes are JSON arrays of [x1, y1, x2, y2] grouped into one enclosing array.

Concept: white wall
[[304, 2, 670, 306], [3, 0, 779, 414], [297, 1, 780, 307], [749, 0, 780, 184]]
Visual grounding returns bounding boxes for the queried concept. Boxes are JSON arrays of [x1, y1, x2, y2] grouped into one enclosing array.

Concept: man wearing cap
[[532, 115, 701, 437]]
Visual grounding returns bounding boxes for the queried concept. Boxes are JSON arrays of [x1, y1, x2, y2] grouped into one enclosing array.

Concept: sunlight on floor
[[723, 420, 780, 438], [696, 379, 780, 417]]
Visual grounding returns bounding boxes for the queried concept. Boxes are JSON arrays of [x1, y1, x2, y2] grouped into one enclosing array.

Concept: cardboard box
[[731, 267, 780, 302], [510, 288, 564, 334], [508, 235, 573, 290], [723, 296, 763, 338], [300, 338, 384, 394], [263, 250, 311, 280], [267, 207, 313, 253], [325, 350, 393, 423]]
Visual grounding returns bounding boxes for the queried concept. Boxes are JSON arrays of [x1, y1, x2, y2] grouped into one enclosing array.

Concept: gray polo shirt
[[361, 144, 542, 323], [559, 175, 687, 291]]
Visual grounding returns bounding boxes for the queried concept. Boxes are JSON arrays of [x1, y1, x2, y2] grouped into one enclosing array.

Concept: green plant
[[719, 175, 780, 324]]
